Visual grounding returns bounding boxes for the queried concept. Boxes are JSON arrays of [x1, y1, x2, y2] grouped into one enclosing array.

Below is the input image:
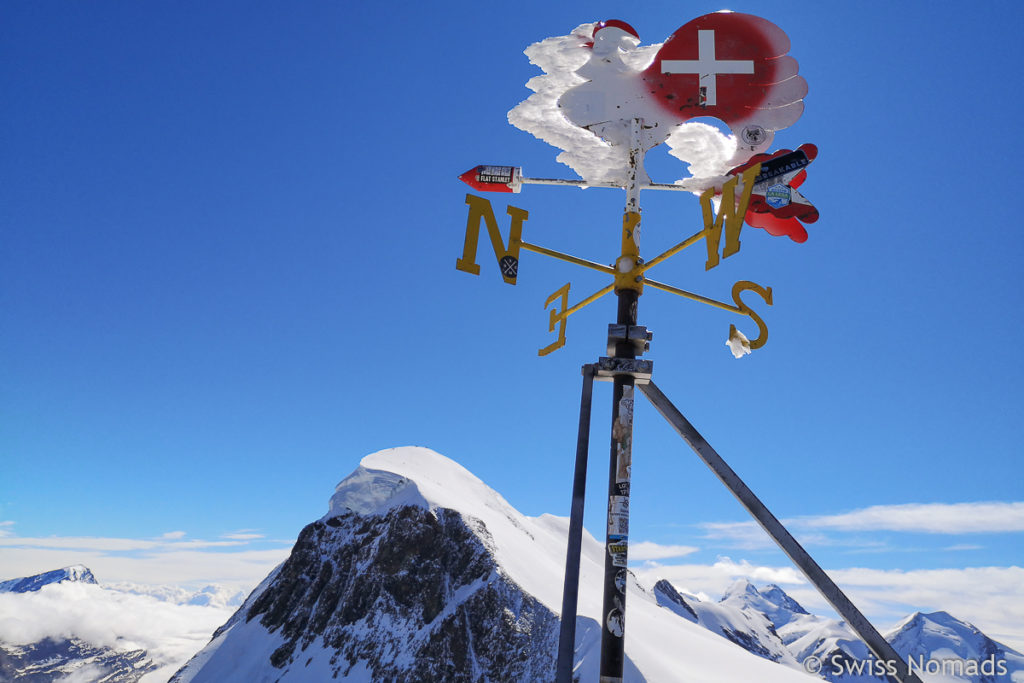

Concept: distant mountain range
[[659, 577, 1023, 682], [0, 565, 154, 682], [0, 566, 238, 682], [3, 448, 1021, 682], [171, 447, 1024, 682]]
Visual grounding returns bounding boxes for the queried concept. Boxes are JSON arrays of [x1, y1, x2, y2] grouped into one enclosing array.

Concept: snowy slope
[[174, 447, 815, 682], [654, 579, 800, 669], [779, 613, 877, 682]]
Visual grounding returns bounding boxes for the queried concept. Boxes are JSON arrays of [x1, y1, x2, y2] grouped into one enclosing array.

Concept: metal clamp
[[594, 357, 653, 384], [606, 324, 653, 357]]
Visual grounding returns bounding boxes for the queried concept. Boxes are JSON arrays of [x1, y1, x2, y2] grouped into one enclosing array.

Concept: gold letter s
[[731, 280, 773, 350]]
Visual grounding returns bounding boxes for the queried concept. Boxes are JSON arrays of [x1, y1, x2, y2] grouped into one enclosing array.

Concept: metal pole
[[638, 381, 924, 683], [598, 118, 645, 683], [598, 295, 637, 683], [556, 364, 596, 683]]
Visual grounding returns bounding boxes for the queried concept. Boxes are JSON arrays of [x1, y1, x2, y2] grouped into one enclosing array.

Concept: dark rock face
[[0, 637, 155, 683], [200, 505, 559, 681], [653, 580, 698, 622]]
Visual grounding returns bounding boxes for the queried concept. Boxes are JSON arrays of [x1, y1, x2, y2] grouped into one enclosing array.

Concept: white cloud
[[801, 502, 1024, 534], [628, 541, 699, 561], [0, 546, 287, 594], [695, 501, 1024, 551], [698, 521, 774, 549], [221, 531, 265, 541], [0, 536, 163, 551], [0, 582, 235, 682], [57, 664, 111, 683], [0, 535, 253, 551], [0, 529, 290, 594]]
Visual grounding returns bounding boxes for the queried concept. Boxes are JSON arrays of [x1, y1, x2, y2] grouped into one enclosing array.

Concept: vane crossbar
[[636, 229, 705, 275], [643, 278, 739, 314], [522, 177, 698, 192], [637, 380, 924, 683], [566, 285, 614, 318], [520, 241, 616, 276]]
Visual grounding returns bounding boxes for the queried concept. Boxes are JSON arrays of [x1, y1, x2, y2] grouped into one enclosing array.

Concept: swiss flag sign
[[643, 13, 806, 143]]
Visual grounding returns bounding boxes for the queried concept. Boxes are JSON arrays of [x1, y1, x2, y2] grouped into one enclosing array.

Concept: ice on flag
[[508, 12, 809, 192]]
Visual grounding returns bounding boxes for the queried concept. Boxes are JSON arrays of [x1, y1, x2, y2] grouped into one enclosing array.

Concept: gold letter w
[[700, 163, 760, 271]]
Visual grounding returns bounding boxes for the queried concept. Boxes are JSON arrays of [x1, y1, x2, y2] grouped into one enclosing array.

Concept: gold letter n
[[456, 194, 528, 285]]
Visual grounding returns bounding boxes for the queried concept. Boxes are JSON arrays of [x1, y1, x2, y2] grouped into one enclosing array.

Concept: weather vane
[[457, 12, 819, 359], [455, 12, 922, 683]]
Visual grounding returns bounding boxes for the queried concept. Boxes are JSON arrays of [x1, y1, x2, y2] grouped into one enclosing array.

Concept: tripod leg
[[638, 381, 923, 683], [556, 364, 596, 683]]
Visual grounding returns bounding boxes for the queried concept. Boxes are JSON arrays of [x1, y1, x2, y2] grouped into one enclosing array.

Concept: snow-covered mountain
[[654, 579, 800, 668], [0, 637, 156, 683], [720, 579, 810, 629], [0, 564, 97, 593], [172, 447, 814, 682], [0, 565, 155, 682], [0, 567, 237, 682], [886, 611, 1024, 683], [679, 579, 1024, 683]]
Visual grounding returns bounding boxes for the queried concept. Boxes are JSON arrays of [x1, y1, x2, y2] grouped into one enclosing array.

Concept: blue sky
[[2, 0, 1022, 648]]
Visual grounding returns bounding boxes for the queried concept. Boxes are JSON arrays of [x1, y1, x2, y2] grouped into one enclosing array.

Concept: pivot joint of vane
[[615, 211, 644, 294], [607, 324, 653, 357], [594, 357, 653, 384]]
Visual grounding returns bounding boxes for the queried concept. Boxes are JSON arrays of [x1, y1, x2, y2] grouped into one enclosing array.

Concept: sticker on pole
[[608, 534, 628, 567], [608, 496, 629, 536], [606, 608, 624, 637]]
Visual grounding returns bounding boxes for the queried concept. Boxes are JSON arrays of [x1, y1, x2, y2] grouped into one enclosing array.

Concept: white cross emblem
[[661, 30, 754, 106]]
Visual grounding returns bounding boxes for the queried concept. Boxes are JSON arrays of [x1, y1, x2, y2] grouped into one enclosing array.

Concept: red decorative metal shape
[[729, 143, 819, 243]]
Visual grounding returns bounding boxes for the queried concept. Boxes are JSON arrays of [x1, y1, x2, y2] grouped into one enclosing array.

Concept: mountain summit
[[719, 578, 809, 629], [172, 447, 811, 682]]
